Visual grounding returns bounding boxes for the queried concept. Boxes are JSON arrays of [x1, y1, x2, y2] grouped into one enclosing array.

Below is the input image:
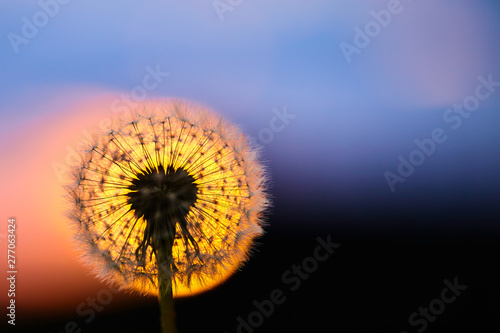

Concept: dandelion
[[65, 100, 269, 332]]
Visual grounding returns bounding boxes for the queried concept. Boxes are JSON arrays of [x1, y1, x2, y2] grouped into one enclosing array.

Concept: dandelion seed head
[[65, 100, 269, 296]]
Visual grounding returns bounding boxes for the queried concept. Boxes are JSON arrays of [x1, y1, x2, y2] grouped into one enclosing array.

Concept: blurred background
[[1, 0, 499, 332]]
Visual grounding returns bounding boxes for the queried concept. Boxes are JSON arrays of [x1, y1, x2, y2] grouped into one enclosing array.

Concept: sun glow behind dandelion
[[66, 100, 268, 297]]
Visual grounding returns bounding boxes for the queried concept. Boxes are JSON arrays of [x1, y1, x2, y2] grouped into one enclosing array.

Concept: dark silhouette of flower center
[[126, 164, 198, 265], [127, 165, 198, 222]]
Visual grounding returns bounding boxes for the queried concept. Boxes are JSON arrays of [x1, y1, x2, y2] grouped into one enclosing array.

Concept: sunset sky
[[1, 1, 500, 332]]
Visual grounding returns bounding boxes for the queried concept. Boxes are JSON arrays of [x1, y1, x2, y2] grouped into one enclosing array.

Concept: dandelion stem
[[157, 241, 177, 333], [158, 276, 177, 333]]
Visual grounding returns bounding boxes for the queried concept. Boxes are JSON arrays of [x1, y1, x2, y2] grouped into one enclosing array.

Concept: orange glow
[[65, 100, 268, 297], [1, 94, 159, 316]]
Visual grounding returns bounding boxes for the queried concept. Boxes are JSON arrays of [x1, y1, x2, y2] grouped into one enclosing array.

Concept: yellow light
[[65, 100, 268, 297]]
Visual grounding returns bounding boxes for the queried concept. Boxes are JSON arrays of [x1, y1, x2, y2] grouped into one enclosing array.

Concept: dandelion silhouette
[[65, 100, 268, 332]]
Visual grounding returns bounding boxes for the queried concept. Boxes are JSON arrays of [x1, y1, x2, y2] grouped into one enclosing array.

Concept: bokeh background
[[1, 0, 500, 332]]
